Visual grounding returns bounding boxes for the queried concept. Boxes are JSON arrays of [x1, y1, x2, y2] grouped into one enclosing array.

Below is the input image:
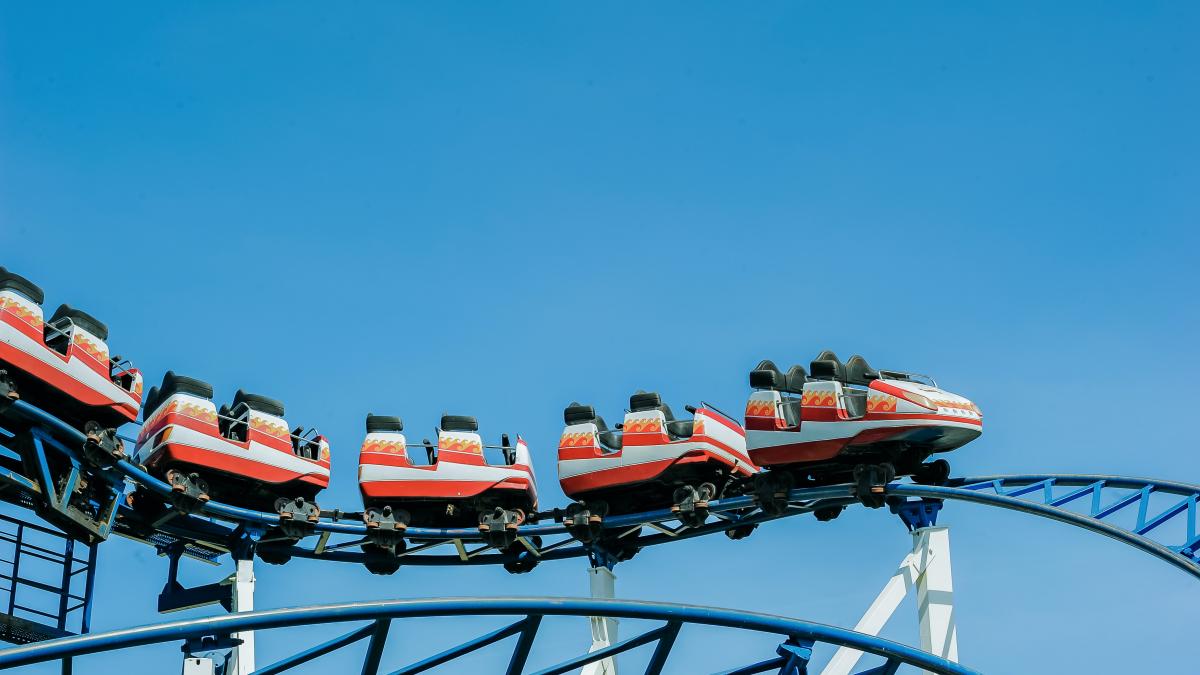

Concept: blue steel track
[[3, 398, 1200, 579]]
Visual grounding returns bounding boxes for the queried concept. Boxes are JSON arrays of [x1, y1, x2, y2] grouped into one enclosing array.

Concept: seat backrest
[[564, 403, 597, 425], [749, 360, 785, 390], [441, 414, 479, 432], [366, 414, 404, 433], [438, 416, 483, 458], [0, 268, 44, 305], [161, 371, 214, 401], [810, 350, 846, 381], [48, 304, 108, 342], [142, 386, 161, 419], [361, 415, 413, 463], [233, 390, 286, 417], [629, 391, 663, 412], [845, 355, 879, 386], [784, 365, 808, 394]]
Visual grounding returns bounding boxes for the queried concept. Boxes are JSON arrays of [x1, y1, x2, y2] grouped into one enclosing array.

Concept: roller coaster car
[[745, 351, 982, 509], [558, 391, 757, 536], [0, 267, 143, 431], [134, 372, 330, 524], [358, 413, 538, 554]]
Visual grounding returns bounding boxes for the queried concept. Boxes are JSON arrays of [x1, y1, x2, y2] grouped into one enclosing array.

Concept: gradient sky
[[2, 2, 1198, 673]]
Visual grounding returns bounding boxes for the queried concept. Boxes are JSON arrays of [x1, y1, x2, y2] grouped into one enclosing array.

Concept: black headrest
[[810, 350, 846, 381], [785, 365, 808, 393], [366, 414, 403, 433], [845, 355, 880, 386], [565, 403, 611, 431], [749, 360, 785, 389], [0, 267, 44, 305], [441, 414, 479, 432], [160, 371, 214, 401], [233, 390, 285, 417], [564, 403, 597, 425], [49, 304, 108, 341], [142, 386, 160, 418], [629, 391, 663, 412]]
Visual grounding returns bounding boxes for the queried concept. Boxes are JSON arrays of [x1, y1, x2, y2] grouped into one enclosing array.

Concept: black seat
[[629, 391, 695, 440], [48, 304, 108, 341], [232, 390, 285, 417], [749, 360, 785, 389], [666, 420, 694, 440], [630, 391, 680, 421], [810, 350, 846, 381], [564, 403, 598, 426], [441, 414, 479, 432], [629, 391, 666, 415], [785, 365, 808, 393], [142, 386, 161, 419], [845, 355, 880, 386], [161, 371, 214, 400], [366, 414, 404, 433], [0, 267, 44, 305], [750, 360, 807, 394], [564, 403, 623, 451]]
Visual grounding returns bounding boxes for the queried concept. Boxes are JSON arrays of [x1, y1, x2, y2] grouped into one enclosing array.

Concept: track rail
[[0, 596, 978, 674], [4, 398, 1200, 579]]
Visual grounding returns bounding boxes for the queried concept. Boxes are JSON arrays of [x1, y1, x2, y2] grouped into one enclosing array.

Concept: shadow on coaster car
[[132, 372, 331, 552], [745, 351, 982, 512], [557, 391, 759, 543], [357, 413, 538, 574]]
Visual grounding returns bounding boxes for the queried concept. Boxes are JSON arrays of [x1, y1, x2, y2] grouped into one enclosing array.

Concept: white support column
[[821, 525, 957, 675], [181, 657, 216, 675], [226, 558, 257, 675], [821, 552, 918, 675], [914, 526, 957, 669], [582, 566, 618, 675]]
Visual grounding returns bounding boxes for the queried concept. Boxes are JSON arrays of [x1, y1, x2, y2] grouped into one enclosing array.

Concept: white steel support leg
[[582, 566, 618, 675], [226, 558, 256, 675], [181, 657, 216, 675], [914, 526, 957, 669], [821, 525, 957, 675], [821, 552, 918, 675]]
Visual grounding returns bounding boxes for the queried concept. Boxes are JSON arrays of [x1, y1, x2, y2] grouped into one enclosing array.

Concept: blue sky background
[[2, 2, 1198, 672]]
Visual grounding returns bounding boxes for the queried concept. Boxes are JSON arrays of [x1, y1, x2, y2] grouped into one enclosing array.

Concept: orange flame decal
[[559, 432, 595, 448], [801, 390, 836, 407], [745, 400, 776, 417]]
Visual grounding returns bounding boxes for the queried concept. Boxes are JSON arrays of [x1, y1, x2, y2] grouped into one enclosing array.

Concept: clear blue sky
[[2, 2, 1198, 672]]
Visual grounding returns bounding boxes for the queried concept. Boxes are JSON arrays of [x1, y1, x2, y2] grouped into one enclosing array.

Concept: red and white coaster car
[[0, 267, 142, 429], [358, 413, 537, 546], [135, 372, 330, 518], [558, 391, 757, 530], [745, 351, 982, 507]]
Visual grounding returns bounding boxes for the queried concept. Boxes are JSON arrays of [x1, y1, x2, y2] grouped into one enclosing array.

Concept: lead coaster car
[[0, 267, 142, 435], [133, 372, 331, 545], [357, 413, 539, 574], [558, 391, 759, 542], [745, 351, 983, 512]]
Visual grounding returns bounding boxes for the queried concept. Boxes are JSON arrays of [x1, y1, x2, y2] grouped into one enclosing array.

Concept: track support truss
[[0, 597, 978, 674]]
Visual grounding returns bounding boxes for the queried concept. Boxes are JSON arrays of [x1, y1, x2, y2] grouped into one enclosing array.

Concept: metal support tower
[[823, 499, 957, 675], [0, 511, 97, 647], [583, 565, 618, 675], [226, 557, 255, 675]]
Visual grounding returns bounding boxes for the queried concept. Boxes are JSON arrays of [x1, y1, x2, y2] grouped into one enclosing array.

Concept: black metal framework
[[0, 512, 96, 646]]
